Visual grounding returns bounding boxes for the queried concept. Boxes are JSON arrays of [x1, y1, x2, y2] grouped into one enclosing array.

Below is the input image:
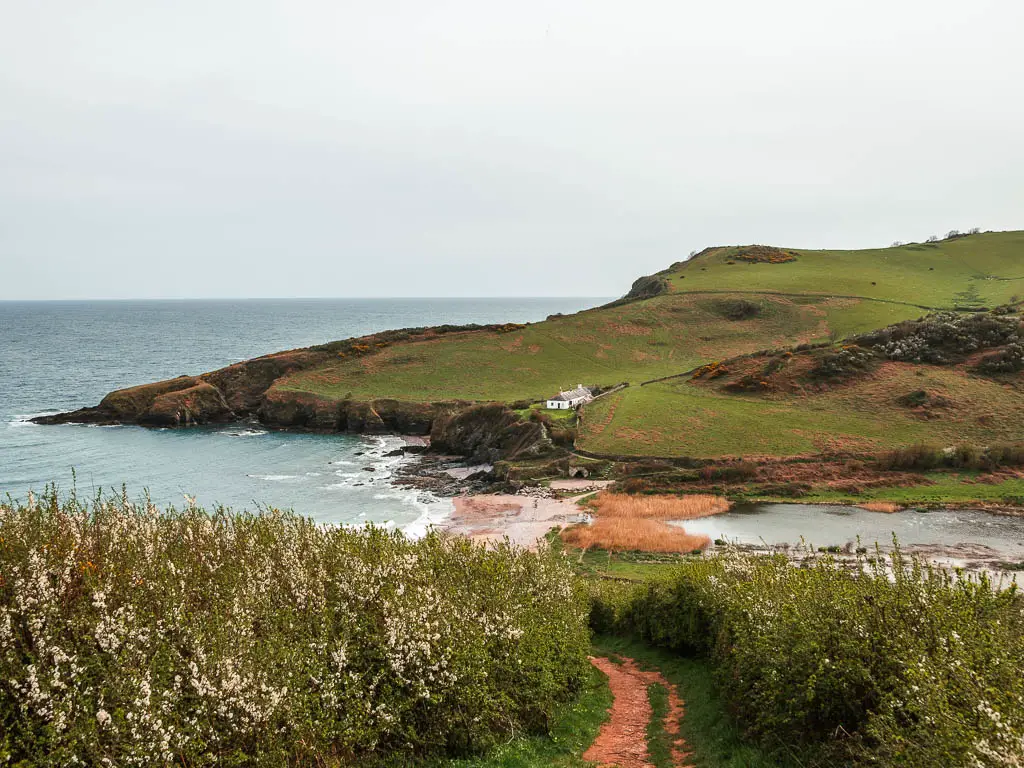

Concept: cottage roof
[[550, 385, 592, 401]]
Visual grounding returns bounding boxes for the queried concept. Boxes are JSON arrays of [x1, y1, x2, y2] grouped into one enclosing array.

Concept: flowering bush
[[855, 311, 1024, 365], [590, 547, 1024, 766], [0, 489, 589, 766]]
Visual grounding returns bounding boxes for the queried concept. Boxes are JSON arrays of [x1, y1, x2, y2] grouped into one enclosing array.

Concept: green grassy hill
[[662, 231, 1024, 309], [48, 230, 1024, 458], [276, 231, 1024, 408], [265, 231, 1024, 458]]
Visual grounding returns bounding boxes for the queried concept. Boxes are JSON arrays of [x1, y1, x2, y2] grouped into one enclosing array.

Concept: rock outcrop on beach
[[430, 403, 554, 463]]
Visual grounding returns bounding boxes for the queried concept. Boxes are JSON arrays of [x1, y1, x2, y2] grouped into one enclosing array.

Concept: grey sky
[[2, 1, 1022, 300]]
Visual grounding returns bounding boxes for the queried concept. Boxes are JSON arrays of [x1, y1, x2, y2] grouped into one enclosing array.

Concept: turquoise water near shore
[[0, 297, 604, 528]]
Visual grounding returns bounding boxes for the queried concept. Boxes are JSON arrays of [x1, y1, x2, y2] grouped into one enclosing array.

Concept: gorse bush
[[589, 548, 1024, 766], [698, 461, 757, 483], [713, 298, 762, 320], [0, 490, 590, 766]]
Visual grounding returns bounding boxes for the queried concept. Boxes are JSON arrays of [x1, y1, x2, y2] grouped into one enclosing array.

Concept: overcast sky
[[2, 1, 1022, 300]]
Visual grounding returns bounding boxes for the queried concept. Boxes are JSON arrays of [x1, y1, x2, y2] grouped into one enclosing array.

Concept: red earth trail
[[584, 655, 693, 768]]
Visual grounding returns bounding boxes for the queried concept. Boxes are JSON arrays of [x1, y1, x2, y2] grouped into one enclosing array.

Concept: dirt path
[[585, 656, 692, 768]]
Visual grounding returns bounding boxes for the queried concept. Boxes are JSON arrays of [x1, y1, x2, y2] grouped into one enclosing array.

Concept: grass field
[[274, 291, 909, 403], [188, 231, 1024, 460], [272, 232, 1024, 409], [578, 361, 1024, 457]]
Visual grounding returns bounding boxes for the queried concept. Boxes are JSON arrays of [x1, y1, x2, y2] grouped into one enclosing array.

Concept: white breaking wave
[[221, 428, 268, 437], [7, 412, 58, 428]]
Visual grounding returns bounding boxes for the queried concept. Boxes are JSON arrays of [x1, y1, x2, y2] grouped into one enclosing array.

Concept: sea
[[0, 298, 604, 532]]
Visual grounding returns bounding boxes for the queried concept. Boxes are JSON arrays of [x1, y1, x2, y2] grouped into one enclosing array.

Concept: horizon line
[[0, 295, 614, 303]]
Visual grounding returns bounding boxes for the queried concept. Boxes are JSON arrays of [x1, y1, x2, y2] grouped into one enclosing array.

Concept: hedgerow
[[876, 441, 1024, 471], [589, 548, 1024, 766], [0, 489, 590, 766]]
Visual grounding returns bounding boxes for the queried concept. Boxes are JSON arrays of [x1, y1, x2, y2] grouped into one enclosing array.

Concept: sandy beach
[[442, 481, 612, 548]]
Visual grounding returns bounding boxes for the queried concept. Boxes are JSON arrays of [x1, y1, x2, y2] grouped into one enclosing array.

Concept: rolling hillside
[[42, 230, 1024, 460], [276, 231, 1024, 405]]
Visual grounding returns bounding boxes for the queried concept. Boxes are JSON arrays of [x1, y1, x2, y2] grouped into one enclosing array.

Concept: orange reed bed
[[562, 518, 710, 553], [857, 502, 902, 514], [589, 492, 730, 520], [561, 493, 731, 553]]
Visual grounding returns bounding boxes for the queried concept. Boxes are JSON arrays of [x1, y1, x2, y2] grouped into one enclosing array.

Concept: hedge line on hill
[[590, 548, 1024, 767], [0, 491, 590, 766]]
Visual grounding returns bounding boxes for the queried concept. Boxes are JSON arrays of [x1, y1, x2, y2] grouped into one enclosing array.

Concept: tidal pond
[[674, 503, 1024, 562]]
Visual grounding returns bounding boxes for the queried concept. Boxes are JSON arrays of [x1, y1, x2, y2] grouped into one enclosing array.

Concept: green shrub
[[593, 548, 1024, 766], [877, 443, 946, 470], [586, 579, 641, 635], [877, 442, 1024, 471], [975, 342, 1024, 373], [714, 298, 762, 320], [549, 425, 579, 447], [806, 346, 878, 381], [0, 490, 590, 766], [985, 442, 1024, 467], [699, 461, 758, 483]]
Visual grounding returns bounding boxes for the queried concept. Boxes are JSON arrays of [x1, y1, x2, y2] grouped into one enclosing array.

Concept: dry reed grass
[[858, 501, 902, 514], [560, 492, 731, 553], [589, 492, 730, 520], [561, 518, 710, 553]]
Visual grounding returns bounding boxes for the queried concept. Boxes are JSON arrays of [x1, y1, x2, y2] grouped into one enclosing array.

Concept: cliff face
[[429, 403, 554, 463], [256, 390, 467, 436]]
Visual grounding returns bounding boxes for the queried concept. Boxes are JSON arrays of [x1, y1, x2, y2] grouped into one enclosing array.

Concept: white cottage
[[546, 384, 593, 410]]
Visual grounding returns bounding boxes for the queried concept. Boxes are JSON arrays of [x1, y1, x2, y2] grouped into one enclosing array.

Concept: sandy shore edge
[[439, 480, 613, 548]]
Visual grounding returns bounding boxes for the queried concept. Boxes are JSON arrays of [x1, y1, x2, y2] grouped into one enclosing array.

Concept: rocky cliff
[[429, 403, 554, 463], [33, 323, 555, 462]]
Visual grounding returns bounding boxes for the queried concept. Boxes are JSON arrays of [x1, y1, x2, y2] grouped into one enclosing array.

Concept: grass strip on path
[[593, 636, 787, 768]]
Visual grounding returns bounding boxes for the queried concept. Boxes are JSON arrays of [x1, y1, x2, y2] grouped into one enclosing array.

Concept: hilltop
[[36, 230, 1024, 464]]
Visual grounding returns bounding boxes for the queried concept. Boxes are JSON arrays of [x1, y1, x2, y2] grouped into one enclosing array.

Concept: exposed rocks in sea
[[32, 375, 234, 427]]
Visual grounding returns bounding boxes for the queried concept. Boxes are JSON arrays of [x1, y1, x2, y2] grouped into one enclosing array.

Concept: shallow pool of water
[[673, 503, 1024, 559]]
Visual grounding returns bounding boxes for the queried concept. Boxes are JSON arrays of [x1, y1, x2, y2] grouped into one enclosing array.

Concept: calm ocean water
[[0, 298, 604, 529]]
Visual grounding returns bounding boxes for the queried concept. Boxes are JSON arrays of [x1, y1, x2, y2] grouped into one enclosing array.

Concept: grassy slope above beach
[[578, 361, 1024, 457], [273, 230, 1024, 458], [276, 230, 1024, 405]]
